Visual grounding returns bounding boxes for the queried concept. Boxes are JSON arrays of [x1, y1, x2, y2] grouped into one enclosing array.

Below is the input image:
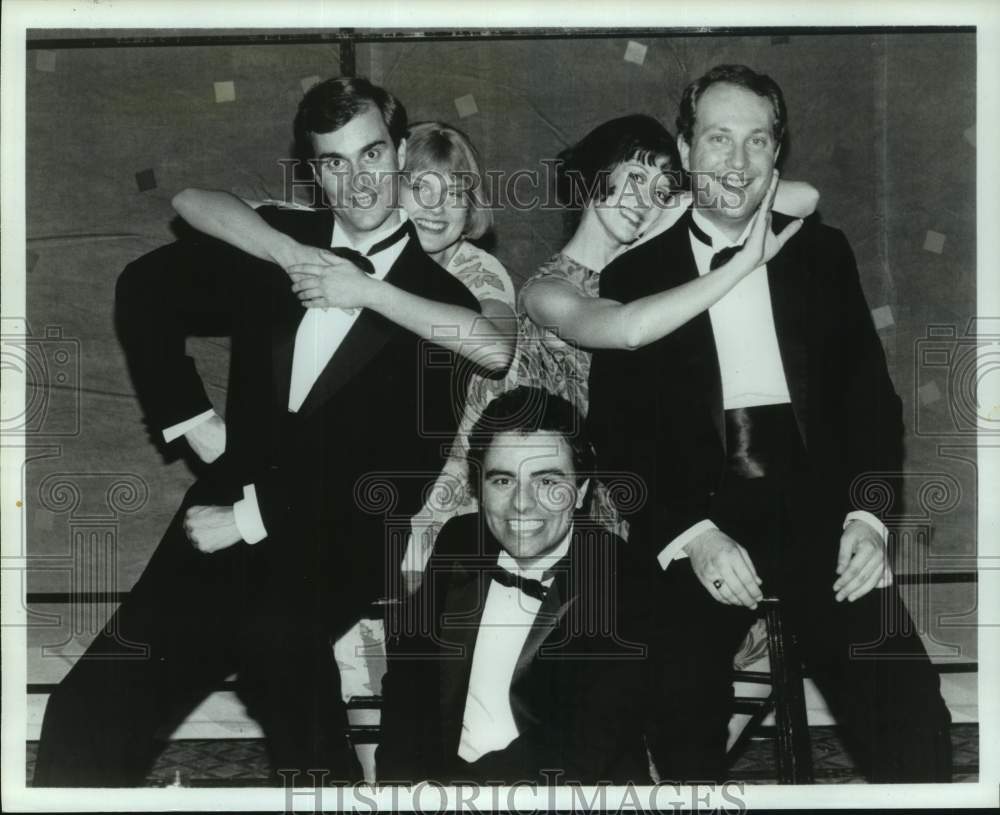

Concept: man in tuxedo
[[377, 387, 655, 785], [587, 64, 952, 783], [34, 77, 478, 786]]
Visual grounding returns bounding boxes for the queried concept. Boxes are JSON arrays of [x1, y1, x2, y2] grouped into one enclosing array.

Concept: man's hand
[[184, 414, 226, 463], [684, 528, 763, 609], [834, 520, 888, 602], [288, 258, 377, 314], [184, 505, 242, 553]]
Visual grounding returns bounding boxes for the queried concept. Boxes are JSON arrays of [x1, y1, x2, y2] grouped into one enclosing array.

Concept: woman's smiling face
[[592, 156, 673, 247], [401, 167, 468, 261]]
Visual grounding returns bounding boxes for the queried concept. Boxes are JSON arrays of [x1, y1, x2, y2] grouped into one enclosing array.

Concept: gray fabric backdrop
[[23, 29, 977, 680]]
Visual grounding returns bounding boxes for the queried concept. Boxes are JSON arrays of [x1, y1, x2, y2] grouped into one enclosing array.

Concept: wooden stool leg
[[763, 599, 814, 784]]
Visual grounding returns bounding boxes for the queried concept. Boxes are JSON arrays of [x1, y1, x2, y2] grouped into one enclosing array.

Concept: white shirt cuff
[[162, 409, 216, 443], [233, 484, 267, 544], [657, 519, 718, 570], [844, 511, 893, 587]]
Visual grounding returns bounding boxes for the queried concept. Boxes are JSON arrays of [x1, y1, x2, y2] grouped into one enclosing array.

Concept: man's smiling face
[[480, 431, 588, 564], [679, 81, 778, 237]]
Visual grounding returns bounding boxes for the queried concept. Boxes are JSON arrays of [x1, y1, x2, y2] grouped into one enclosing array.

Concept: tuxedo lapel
[[269, 209, 334, 410], [694, 312, 727, 455], [293, 309, 396, 418], [766, 222, 810, 447], [291, 238, 420, 418], [438, 534, 496, 755], [508, 545, 577, 731], [660, 217, 727, 453], [270, 304, 299, 410]]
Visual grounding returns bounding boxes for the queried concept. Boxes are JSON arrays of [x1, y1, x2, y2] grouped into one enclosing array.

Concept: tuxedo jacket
[[586, 210, 903, 562], [376, 512, 656, 785], [115, 207, 479, 622]]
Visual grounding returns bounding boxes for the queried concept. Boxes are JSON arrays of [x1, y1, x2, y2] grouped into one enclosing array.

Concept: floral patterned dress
[[512, 252, 625, 536], [514, 253, 598, 409], [401, 241, 517, 578]]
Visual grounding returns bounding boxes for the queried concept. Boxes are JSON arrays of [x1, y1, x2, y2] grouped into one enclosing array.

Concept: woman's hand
[[272, 237, 342, 273], [733, 170, 803, 272], [287, 257, 378, 312]]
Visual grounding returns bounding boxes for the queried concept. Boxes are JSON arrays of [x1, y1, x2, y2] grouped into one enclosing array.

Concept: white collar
[[497, 525, 573, 582], [691, 206, 755, 250], [330, 209, 408, 254]]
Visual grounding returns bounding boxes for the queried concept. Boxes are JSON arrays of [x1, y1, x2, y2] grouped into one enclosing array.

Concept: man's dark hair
[[466, 387, 595, 502], [294, 76, 408, 155], [555, 114, 680, 209], [676, 64, 787, 147]]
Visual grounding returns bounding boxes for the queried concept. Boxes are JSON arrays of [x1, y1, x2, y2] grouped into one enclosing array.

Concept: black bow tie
[[687, 211, 745, 270], [490, 567, 549, 602], [330, 219, 410, 275]]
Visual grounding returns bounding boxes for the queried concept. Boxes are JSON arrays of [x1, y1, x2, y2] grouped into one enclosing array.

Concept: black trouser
[[647, 409, 952, 783], [33, 496, 361, 787]]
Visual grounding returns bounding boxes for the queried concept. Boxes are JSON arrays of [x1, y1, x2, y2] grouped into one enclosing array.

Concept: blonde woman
[[172, 122, 516, 583]]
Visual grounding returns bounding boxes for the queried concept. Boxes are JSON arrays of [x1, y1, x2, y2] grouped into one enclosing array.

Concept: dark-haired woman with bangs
[[515, 114, 818, 532]]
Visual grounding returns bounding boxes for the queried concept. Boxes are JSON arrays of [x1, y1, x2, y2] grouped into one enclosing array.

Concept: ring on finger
[[712, 578, 724, 590]]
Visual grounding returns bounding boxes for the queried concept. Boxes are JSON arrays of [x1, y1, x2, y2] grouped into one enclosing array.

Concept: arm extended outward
[[173, 188, 512, 373], [525, 171, 807, 351]]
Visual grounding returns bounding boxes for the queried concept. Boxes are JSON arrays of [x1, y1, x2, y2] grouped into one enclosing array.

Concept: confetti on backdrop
[[624, 41, 648, 65], [871, 305, 895, 330], [963, 126, 975, 147], [918, 380, 943, 406], [27, 250, 40, 274], [35, 51, 57, 72], [135, 169, 157, 192], [923, 230, 946, 254], [214, 81, 236, 103], [454, 94, 479, 119], [301, 76, 321, 93]]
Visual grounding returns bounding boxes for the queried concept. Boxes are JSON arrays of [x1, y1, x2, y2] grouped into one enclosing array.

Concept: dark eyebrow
[[485, 468, 516, 480], [706, 125, 771, 139], [358, 139, 388, 154], [315, 139, 387, 161], [484, 467, 570, 479], [529, 468, 570, 479]]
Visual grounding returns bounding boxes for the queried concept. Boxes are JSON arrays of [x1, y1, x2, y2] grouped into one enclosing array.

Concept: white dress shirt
[[286, 215, 407, 412], [656, 210, 890, 583], [162, 212, 410, 544], [457, 529, 572, 763]]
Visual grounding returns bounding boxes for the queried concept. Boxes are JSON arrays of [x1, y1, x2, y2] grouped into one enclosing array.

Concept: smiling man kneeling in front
[[376, 386, 656, 785]]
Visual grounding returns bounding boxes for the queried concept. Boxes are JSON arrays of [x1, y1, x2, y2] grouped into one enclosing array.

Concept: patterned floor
[[25, 724, 978, 787], [727, 723, 979, 784]]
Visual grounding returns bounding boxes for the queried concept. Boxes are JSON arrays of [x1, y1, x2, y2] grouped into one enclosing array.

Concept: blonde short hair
[[405, 122, 493, 240]]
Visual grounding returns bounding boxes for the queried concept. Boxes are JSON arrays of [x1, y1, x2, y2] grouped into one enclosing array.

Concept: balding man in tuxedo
[[588, 64, 952, 783]]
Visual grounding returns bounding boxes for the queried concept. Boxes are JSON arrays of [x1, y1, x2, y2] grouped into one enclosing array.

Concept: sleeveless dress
[[513, 252, 625, 537]]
